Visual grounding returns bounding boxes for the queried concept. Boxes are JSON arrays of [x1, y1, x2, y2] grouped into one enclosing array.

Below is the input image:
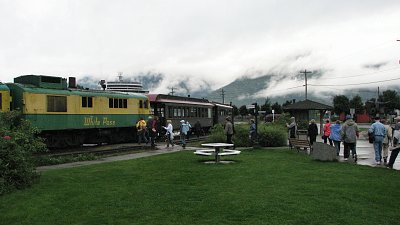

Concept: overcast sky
[[1, 0, 400, 97]]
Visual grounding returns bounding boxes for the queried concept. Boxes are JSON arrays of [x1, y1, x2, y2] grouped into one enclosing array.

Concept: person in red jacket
[[323, 119, 333, 146]]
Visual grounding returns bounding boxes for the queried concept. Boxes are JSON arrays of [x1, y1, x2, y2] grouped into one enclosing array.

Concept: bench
[[288, 138, 312, 153], [194, 149, 241, 157], [194, 149, 215, 156], [218, 150, 241, 156]]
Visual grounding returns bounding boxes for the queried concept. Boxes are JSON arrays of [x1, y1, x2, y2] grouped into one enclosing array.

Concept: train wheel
[[64, 134, 82, 148]]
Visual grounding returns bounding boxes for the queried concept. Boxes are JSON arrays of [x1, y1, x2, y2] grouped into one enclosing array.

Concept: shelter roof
[[283, 99, 333, 110]]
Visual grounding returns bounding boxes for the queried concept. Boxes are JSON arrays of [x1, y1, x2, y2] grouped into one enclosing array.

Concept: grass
[[1, 148, 400, 225]]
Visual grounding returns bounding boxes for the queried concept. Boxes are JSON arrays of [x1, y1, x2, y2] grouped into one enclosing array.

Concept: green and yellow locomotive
[[4, 75, 151, 148], [0, 82, 11, 113]]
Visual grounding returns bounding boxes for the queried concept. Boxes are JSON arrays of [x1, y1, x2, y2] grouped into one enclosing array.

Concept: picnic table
[[195, 143, 240, 163]]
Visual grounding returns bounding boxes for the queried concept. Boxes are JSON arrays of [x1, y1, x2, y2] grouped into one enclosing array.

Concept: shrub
[[208, 121, 287, 148], [0, 110, 47, 195], [257, 123, 288, 147], [208, 124, 226, 143]]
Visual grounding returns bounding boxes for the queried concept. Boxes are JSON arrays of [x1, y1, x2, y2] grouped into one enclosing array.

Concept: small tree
[[349, 95, 364, 114], [333, 95, 350, 115], [0, 111, 47, 195], [239, 105, 248, 118]]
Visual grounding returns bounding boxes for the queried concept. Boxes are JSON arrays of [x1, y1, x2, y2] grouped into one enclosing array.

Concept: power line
[[316, 66, 400, 80], [309, 77, 400, 87]]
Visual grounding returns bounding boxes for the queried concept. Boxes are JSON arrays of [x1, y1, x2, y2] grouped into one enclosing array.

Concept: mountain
[[76, 73, 380, 107], [207, 74, 379, 107]]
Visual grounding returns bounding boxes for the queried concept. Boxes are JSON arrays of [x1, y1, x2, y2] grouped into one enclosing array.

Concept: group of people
[[306, 116, 360, 161], [135, 116, 160, 148], [368, 116, 400, 168], [136, 116, 203, 149], [304, 114, 400, 167]]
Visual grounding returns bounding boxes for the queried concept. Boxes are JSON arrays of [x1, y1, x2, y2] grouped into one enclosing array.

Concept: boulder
[[311, 142, 337, 161]]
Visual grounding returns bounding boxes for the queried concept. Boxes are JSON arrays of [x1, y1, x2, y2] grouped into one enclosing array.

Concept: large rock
[[311, 142, 337, 161]]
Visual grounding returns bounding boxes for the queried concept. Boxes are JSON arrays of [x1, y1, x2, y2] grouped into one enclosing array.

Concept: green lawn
[[1, 148, 400, 225]]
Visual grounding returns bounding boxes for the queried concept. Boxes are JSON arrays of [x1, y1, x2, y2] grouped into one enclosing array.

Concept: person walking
[[136, 117, 148, 145], [307, 119, 318, 146], [185, 121, 192, 140], [330, 119, 342, 156], [194, 120, 202, 138], [341, 115, 359, 161], [149, 116, 159, 148], [162, 120, 174, 148], [382, 118, 392, 165], [323, 119, 333, 146], [369, 116, 386, 165], [387, 116, 400, 169], [179, 120, 190, 149], [224, 116, 235, 148], [249, 119, 256, 146]]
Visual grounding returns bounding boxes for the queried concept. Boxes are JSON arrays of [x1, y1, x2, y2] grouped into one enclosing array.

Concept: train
[[0, 75, 232, 149], [147, 94, 233, 133], [1, 75, 151, 148]]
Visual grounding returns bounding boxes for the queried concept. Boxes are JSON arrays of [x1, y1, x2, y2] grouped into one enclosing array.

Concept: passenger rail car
[[147, 94, 232, 133], [6, 75, 151, 148]]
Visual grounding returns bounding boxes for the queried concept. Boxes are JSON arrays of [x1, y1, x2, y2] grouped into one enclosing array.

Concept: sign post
[[272, 109, 275, 122]]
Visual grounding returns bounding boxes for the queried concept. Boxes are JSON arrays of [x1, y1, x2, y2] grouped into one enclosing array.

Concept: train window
[[0, 93, 2, 110], [47, 96, 67, 112], [81, 97, 93, 108], [144, 100, 149, 109], [82, 97, 87, 107], [190, 107, 196, 117], [139, 100, 143, 108], [88, 97, 93, 107], [159, 107, 165, 117], [109, 98, 113, 108], [108, 98, 127, 108]]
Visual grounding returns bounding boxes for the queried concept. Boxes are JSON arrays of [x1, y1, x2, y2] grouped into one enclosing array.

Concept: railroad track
[[36, 135, 209, 158]]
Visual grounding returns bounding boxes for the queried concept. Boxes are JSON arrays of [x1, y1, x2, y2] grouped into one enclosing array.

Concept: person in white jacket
[[162, 120, 174, 148]]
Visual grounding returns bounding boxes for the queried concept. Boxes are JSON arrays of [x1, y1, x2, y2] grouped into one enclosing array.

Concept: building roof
[[283, 99, 333, 110]]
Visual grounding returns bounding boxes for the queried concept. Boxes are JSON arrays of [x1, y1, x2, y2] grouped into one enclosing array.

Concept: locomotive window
[[139, 100, 143, 108], [144, 100, 149, 109], [109, 98, 128, 108], [47, 96, 67, 112], [81, 97, 93, 108], [82, 97, 87, 107], [88, 97, 93, 107]]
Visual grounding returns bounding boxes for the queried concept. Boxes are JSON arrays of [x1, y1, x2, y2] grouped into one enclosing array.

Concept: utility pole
[[169, 87, 177, 96], [300, 70, 312, 100], [220, 89, 225, 104]]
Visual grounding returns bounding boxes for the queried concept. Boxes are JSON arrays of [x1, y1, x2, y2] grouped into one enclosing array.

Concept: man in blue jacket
[[369, 116, 386, 165]]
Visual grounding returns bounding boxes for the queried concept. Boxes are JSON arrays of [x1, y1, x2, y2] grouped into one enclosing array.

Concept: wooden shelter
[[283, 99, 333, 133]]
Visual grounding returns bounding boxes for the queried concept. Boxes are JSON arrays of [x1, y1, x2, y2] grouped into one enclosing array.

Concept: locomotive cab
[[0, 83, 11, 112]]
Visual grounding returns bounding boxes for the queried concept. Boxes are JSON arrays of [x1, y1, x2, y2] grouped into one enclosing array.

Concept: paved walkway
[[36, 139, 400, 172]]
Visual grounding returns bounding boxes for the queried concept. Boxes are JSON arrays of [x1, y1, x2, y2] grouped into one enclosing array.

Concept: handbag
[[368, 132, 374, 144]]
